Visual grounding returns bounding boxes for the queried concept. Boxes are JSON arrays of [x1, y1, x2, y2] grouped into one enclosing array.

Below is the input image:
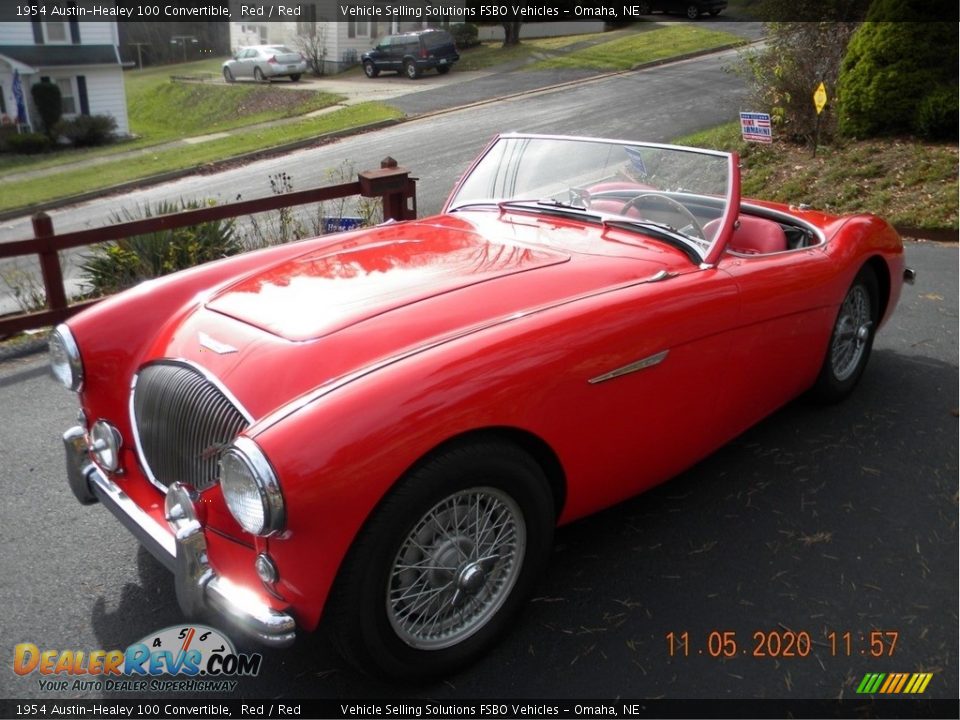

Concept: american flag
[[739, 112, 772, 144], [12, 69, 28, 128]]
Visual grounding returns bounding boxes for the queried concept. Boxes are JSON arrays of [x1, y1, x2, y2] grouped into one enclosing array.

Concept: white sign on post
[[739, 112, 772, 144]]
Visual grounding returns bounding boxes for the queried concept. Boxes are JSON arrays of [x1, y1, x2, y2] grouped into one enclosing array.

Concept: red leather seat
[[705, 215, 788, 254]]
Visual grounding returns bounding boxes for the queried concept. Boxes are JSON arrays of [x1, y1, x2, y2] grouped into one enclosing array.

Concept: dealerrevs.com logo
[[13, 625, 262, 693]]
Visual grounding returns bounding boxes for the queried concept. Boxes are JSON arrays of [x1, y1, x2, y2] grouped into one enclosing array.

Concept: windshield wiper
[[498, 198, 593, 217], [448, 201, 500, 212], [601, 218, 703, 264]]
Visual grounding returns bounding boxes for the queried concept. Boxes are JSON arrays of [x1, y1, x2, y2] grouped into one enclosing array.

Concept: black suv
[[362, 29, 460, 80]]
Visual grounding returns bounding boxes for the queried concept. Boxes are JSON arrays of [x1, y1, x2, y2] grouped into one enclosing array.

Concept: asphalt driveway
[[0, 241, 955, 705]]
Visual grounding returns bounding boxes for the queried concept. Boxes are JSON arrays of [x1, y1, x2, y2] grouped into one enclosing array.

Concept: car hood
[[155, 213, 685, 420], [205, 229, 569, 342]]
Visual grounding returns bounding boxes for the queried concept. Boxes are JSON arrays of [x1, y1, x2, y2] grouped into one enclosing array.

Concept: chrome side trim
[[588, 349, 670, 385]]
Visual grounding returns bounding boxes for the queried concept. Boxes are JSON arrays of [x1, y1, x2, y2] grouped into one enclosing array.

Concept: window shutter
[[77, 76, 89, 115], [32, 21, 44, 44], [69, 4, 81, 43]]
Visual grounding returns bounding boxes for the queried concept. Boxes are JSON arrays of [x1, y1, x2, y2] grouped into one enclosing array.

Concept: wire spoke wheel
[[386, 487, 526, 650], [830, 284, 872, 382]]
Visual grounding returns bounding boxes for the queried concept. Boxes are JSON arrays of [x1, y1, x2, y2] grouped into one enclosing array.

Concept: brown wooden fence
[[0, 160, 416, 338]]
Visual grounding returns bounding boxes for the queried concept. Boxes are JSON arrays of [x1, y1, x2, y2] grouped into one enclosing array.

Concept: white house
[[229, 19, 431, 75], [0, 19, 129, 135], [229, 16, 611, 76]]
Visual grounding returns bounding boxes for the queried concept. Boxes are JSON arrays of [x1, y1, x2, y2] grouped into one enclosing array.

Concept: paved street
[[1, 241, 956, 701]]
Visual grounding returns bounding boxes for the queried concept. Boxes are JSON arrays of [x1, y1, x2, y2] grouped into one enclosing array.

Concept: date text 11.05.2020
[[665, 630, 899, 658]]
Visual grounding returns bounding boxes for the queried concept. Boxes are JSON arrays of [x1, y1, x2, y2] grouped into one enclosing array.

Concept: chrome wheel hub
[[831, 284, 872, 382], [387, 487, 526, 650]]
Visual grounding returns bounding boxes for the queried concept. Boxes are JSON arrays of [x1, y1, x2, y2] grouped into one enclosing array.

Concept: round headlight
[[49, 324, 83, 391], [219, 437, 284, 537], [90, 420, 122, 472]]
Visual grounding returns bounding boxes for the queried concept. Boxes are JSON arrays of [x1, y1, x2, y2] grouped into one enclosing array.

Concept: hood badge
[[198, 331, 238, 355]]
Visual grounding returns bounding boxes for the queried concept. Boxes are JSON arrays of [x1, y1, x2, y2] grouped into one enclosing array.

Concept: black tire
[[404, 60, 419, 80], [812, 266, 880, 403], [436, 65, 451, 75], [254, 67, 266, 82], [222, 67, 235, 83], [325, 440, 555, 679], [363, 61, 379, 78], [289, 73, 301, 82], [686, 4, 700, 18]]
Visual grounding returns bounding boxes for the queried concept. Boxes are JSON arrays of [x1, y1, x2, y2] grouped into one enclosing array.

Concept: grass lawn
[[456, 26, 741, 73], [456, 32, 609, 71], [126, 57, 343, 141], [0, 57, 344, 176], [675, 122, 959, 229], [0, 103, 402, 212], [530, 25, 744, 71]]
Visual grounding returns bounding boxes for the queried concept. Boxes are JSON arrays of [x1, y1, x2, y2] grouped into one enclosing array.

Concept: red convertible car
[[52, 134, 913, 678]]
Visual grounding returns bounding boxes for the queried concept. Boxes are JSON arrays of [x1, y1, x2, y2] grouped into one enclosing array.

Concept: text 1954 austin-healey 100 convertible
[[51, 134, 914, 678]]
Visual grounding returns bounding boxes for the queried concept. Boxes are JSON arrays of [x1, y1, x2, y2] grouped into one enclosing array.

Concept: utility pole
[[129, 42, 149, 70]]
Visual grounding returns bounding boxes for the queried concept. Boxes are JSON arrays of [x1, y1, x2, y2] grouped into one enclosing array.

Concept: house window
[[347, 21, 369, 38], [0, 85, 6, 115], [55, 78, 77, 115], [43, 22, 69, 44], [240, 24, 267, 42]]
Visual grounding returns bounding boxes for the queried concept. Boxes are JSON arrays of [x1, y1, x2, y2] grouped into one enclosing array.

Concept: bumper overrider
[[64, 425, 296, 648]]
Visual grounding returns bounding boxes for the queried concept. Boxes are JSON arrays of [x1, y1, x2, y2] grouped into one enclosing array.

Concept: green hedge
[[838, 5, 958, 139]]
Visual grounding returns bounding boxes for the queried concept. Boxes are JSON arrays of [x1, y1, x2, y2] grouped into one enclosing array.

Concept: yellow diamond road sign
[[814, 82, 828, 115]]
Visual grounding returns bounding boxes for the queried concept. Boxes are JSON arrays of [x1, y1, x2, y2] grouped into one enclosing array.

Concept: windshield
[[446, 134, 738, 264]]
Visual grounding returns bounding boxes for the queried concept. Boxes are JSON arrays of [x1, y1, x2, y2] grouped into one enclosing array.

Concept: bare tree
[[294, 23, 328, 76]]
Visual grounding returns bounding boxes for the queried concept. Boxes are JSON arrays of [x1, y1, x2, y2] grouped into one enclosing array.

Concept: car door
[[716, 244, 836, 431], [531, 264, 744, 519], [398, 38, 418, 68], [237, 48, 257, 78], [369, 37, 390, 70], [383, 36, 402, 71]]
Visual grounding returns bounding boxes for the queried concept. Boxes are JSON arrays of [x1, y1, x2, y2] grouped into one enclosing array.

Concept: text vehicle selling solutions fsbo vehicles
[[53, 134, 913, 678]]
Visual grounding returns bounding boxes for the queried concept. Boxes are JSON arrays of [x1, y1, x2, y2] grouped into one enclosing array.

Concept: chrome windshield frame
[[443, 133, 740, 265]]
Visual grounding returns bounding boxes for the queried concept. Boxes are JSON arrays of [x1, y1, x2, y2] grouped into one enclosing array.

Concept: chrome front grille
[[132, 361, 250, 491]]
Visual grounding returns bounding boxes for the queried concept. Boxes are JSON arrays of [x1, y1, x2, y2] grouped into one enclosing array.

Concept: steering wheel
[[620, 193, 705, 241]]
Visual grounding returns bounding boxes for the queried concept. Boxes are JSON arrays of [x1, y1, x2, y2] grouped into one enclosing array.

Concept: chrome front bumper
[[64, 426, 296, 648]]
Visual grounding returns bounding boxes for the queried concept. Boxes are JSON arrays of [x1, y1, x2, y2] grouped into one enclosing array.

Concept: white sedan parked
[[223, 46, 308, 83]]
